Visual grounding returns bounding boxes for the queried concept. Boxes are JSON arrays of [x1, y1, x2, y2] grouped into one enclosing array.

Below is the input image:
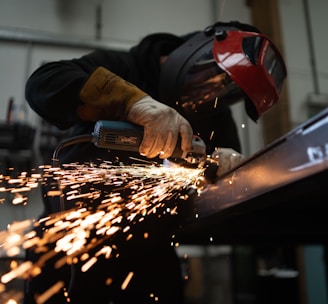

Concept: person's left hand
[[211, 148, 245, 177]]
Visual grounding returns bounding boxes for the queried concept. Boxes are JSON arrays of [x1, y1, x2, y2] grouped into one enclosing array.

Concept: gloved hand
[[78, 66, 193, 159], [127, 96, 193, 159], [211, 148, 245, 177]]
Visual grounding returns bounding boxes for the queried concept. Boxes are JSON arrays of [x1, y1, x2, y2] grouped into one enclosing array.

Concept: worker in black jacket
[[24, 21, 286, 304]]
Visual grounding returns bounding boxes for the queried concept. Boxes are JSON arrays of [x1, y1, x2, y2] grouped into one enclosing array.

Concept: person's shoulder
[[137, 32, 183, 49]]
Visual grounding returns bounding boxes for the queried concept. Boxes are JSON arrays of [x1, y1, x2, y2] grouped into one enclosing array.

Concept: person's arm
[[25, 55, 193, 159], [25, 50, 136, 129], [25, 60, 89, 129]]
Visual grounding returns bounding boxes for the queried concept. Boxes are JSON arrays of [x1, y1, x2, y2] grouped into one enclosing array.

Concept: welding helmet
[[159, 21, 287, 122]]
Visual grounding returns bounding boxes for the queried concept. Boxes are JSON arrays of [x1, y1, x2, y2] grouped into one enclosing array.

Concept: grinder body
[[92, 120, 206, 165]]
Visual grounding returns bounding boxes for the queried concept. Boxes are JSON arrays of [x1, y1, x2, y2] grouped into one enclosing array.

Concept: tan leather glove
[[79, 66, 193, 159], [78, 67, 147, 121], [211, 148, 245, 177]]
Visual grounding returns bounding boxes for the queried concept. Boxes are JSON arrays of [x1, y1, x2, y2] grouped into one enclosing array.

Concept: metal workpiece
[[179, 107, 328, 244]]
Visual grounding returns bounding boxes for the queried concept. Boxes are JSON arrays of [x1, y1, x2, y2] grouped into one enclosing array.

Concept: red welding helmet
[[159, 21, 287, 122]]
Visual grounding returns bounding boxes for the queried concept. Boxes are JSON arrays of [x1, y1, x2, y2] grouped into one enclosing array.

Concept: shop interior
[[0, 1, 328, 303]]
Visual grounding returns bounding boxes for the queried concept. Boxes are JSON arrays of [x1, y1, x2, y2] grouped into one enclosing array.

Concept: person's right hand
[[127, 96, 194, 159]]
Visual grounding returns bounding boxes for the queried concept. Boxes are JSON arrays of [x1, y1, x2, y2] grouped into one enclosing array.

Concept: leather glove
[[78, 67, 147, 121], [78, 66, 193, 159], [127, 96, 193, 159], [211, 148, 245, 177]]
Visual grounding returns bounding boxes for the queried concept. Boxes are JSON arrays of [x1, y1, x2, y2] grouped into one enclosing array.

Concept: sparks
[[0, 160, 205, 302]]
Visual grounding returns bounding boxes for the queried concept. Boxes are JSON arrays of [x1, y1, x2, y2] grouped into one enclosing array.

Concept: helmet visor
[[262, 43, 286, 94], [177, 54, 245, 115]]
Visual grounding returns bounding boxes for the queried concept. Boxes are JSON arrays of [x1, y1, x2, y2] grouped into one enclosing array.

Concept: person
[[24, 20, 286, 304]]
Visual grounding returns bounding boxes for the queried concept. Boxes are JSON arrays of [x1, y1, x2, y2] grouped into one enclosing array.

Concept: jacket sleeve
[[25, 50, 130, 130]]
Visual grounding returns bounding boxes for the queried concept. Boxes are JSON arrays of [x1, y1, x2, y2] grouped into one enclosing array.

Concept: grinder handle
[[92, 120, 190, 159]]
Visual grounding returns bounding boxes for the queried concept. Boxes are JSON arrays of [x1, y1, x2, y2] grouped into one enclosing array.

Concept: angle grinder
[[53, 120, 219, 182]]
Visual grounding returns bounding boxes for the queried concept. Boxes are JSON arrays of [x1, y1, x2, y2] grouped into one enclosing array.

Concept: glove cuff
[[78, 67, 147, 121]]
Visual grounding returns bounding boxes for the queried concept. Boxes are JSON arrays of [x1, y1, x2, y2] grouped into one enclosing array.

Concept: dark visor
[[262, 44, 286, 93], [177, 55, 245, 115]]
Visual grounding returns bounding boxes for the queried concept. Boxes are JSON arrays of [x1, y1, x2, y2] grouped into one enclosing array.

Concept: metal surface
[[179, 107, 328, 244]]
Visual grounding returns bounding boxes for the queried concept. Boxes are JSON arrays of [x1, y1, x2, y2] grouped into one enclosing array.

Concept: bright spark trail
[[0, 161, 206, 303]]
